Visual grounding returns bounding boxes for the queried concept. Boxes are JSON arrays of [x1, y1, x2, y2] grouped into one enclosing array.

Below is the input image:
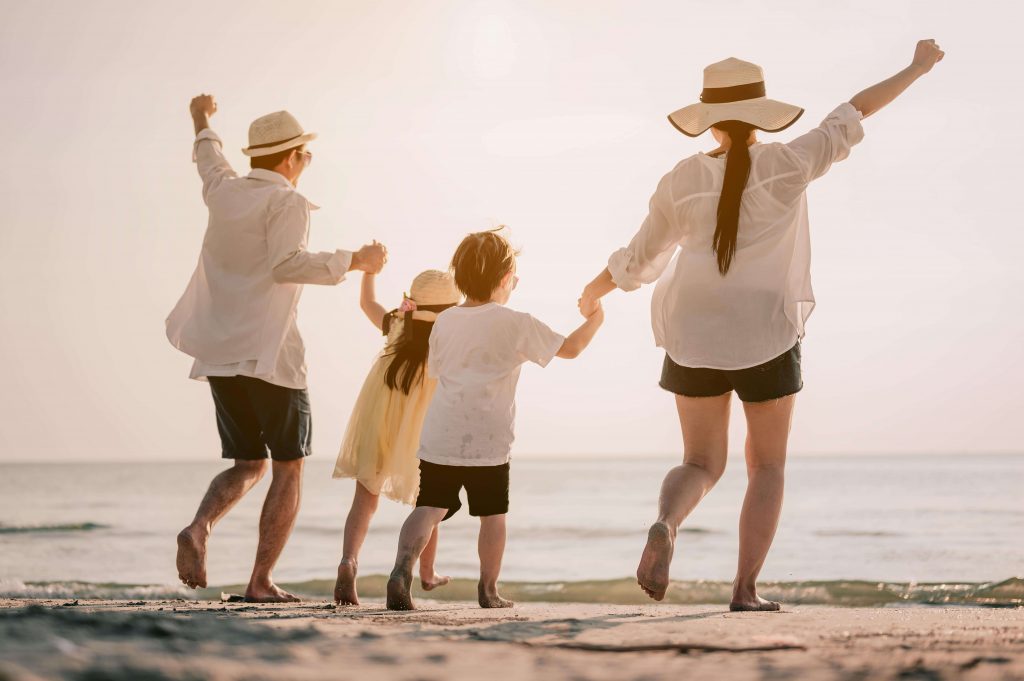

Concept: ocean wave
[[4, 577, 1020, 607], [0, 522, 110, 532]]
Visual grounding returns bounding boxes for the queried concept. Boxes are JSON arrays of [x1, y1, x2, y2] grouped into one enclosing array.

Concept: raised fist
[[190, 94, 217, 119], [912, 39, 944, 74]]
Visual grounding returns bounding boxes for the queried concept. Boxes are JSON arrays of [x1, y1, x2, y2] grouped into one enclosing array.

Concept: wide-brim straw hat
[[242, 110, 318, 157], [404, 270, 460, 322], [668, 58, 804, 138]]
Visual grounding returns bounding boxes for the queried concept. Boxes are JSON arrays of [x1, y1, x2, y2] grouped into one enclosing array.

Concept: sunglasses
[[297, 150, 313, 166]]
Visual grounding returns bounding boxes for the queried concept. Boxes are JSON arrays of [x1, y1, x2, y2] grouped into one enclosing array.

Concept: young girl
[[333, 267, 461, 605]]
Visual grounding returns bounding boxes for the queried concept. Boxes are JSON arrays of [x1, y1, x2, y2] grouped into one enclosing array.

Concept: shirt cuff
[[326, 249, 354, 283], [192, 128, 223, 162], [607, 247, 641, 292]]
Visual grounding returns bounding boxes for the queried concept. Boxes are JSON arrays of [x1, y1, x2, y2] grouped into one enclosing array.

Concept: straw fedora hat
[[401, 270, 460, 322], [242, 110, 318, 157], [668, 58, 804, 138]]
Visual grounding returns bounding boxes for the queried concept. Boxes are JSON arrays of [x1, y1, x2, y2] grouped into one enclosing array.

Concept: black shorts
[[208, 376, 312, 461], [415, 460, 510, 521], [659, 342, 803, 403]]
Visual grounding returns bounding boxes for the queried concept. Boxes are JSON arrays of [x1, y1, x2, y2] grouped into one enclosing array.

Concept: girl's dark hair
[[712, 121, 755, 275], [382, 305, 454, 394]]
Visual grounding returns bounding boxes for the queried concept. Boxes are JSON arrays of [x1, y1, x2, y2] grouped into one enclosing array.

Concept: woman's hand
[[911, 39, 945, 75]]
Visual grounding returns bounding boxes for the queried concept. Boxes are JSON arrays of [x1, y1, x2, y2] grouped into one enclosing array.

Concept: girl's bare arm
[[360, 272, 388, 331]]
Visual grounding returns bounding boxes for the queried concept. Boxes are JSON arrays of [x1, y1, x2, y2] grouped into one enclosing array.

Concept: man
[[166, 94, 387, 602]]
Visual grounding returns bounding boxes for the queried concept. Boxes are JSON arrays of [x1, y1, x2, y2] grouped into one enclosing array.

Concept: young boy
[[386, 229, 604, 610]]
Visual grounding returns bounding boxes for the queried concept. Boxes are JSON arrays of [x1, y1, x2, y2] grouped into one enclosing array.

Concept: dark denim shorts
[[659, 342, 803, 403], [208, 376, 312, 461], [415, 460, 510, 521]]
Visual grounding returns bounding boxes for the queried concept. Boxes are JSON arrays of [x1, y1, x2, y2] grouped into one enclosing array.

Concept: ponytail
[[712, 121, 755, 275]]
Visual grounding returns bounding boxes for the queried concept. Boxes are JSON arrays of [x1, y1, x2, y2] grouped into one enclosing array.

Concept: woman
[[579, 40, 944, 610]]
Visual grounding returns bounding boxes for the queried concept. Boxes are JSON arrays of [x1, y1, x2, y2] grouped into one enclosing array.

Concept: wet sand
[[0, 598, 1021, 680]]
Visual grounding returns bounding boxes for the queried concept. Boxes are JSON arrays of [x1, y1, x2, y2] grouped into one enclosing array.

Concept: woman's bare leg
[[419, 525, 450, 591], [637, 393, 731, 600], [731, 395, 796, 611], [334, 481, 380, 605]]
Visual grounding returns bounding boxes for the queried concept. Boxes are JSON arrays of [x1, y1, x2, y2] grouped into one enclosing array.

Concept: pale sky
[[0, 0, 1021, 462]]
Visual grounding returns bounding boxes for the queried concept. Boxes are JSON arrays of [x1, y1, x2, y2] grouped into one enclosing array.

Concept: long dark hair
[[712, 120, 755, 275], [382, 304, 454, 395]]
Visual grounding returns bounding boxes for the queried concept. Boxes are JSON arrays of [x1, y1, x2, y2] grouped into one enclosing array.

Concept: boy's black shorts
[[415, 460, 510, 521]]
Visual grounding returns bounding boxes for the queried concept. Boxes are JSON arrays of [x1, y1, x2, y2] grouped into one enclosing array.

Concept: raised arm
[[189, 94, 237, 202], [849, 39, 944, 118], [359, 269, 389, 331]]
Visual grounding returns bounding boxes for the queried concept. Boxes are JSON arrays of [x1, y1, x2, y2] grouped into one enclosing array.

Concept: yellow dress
[[332, 317, 436, 505]]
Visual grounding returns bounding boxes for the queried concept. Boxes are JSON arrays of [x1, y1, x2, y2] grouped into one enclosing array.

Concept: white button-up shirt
[[165, 129, 353, 390], [608, 102, 865, 370]]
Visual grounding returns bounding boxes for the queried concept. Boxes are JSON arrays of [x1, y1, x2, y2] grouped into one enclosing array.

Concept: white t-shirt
[[417, 303, 565, 467]]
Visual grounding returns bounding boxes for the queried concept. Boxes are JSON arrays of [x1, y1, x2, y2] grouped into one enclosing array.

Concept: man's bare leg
[[419, 525, 450, 591], [387, 506, 446, 610], [478, 514, 512, 608], [334, 481, 380, 605], [637, 393, 730, 601], [244, 458, 304, 603], [731, 395, 795, 612], [177, 459, 268, 589]]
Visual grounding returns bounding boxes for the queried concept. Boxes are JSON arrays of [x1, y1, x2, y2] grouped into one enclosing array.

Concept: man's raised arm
[[189, 94, 236, 203]]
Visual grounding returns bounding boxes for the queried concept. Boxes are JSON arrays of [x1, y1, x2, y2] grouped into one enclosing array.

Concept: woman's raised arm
[[849, 39, 944, 118]]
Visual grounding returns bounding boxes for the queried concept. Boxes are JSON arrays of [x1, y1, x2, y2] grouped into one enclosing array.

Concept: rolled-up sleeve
[[782, 102, 865, 185], [192, 129, 237, 204], [608, 173, 682, 292], [267, 193, 353, 285]]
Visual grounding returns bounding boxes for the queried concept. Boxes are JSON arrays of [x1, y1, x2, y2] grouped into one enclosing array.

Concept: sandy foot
[[478, 583, 514, 609], [636, 522, 674, 601], [175, 528, 207, 589], [386, 571, 415, 610], [334, 559, 359, 605], [420, 571, 451, 592], [730, 596, 782, 612], [243, 585, 301, 603]]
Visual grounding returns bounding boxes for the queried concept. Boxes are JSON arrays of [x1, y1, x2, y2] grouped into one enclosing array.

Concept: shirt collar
[[245, 169, 320, 210]]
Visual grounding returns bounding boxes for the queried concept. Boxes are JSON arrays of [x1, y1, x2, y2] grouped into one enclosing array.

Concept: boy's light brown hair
[[450, 229, 518, 301]]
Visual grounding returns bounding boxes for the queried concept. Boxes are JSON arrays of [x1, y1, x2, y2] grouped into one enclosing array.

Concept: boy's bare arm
[[556, 304, 604, 360]]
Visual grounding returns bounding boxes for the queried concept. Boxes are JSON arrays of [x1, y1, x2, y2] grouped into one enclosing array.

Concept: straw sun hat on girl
[[668, 57, 804, 137], [242, 110, 318, 157], [399, 270, 461, 323]]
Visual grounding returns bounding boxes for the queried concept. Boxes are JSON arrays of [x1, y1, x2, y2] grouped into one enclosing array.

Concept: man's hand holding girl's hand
[[351, 240, 388, 274]]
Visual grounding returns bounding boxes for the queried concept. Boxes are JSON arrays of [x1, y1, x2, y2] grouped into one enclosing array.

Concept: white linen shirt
[[417, 304, 565, 467], [165, 129, 353, 390], [608, 102, 865, 370]]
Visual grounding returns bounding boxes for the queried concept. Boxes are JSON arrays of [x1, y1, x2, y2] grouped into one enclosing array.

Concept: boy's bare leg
[[419, 524, 450, 591], [244, 458, 304, 603], [478, 514, 512, 608], [387, 506, 447, 610], [334, 481, 380, 605], [177, 459, 268, 589], [637, 394, 729, 601]]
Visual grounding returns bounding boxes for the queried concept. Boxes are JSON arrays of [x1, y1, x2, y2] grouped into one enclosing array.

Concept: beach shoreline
[[0, 598, 1021, 680]]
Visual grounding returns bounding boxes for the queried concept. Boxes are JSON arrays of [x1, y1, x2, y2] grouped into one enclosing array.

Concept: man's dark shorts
[[208, 376, 312, 461], [659, 342, 803, 403], [415, 460, 510, 521]]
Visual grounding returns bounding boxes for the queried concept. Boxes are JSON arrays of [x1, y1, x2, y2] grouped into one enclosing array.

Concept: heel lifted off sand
[[637, 522, 674, 601]]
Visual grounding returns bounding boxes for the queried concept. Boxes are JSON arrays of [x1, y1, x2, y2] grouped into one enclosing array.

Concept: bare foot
[[637, 521, 674, 601], [420, 570, 451, 592], [244, 584, 301, 603], [176, 527, 208, 589], [334, 559, 359, 605], [386, 569, 415, 611], [729, 595, 781, 612], [478, 582, 514, 609]]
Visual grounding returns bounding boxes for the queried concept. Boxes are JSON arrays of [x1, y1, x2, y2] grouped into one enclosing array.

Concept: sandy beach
[[0, 598, 1021, 681]]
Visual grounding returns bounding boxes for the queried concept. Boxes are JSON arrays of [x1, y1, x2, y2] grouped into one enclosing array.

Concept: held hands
[[189, 94, 217, 119], [912, 39, 944, 74], [351, 240, 388, 274], [577, 294, 603, 321]]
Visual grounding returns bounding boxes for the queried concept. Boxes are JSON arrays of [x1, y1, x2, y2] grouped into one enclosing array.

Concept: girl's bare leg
[[334, 482, 380, 605], [731, 395, 795, 611], [637, 393, 731, 600]]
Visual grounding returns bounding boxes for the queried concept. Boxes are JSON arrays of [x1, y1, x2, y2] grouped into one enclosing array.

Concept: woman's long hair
[[712, 120, 756, 275]]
